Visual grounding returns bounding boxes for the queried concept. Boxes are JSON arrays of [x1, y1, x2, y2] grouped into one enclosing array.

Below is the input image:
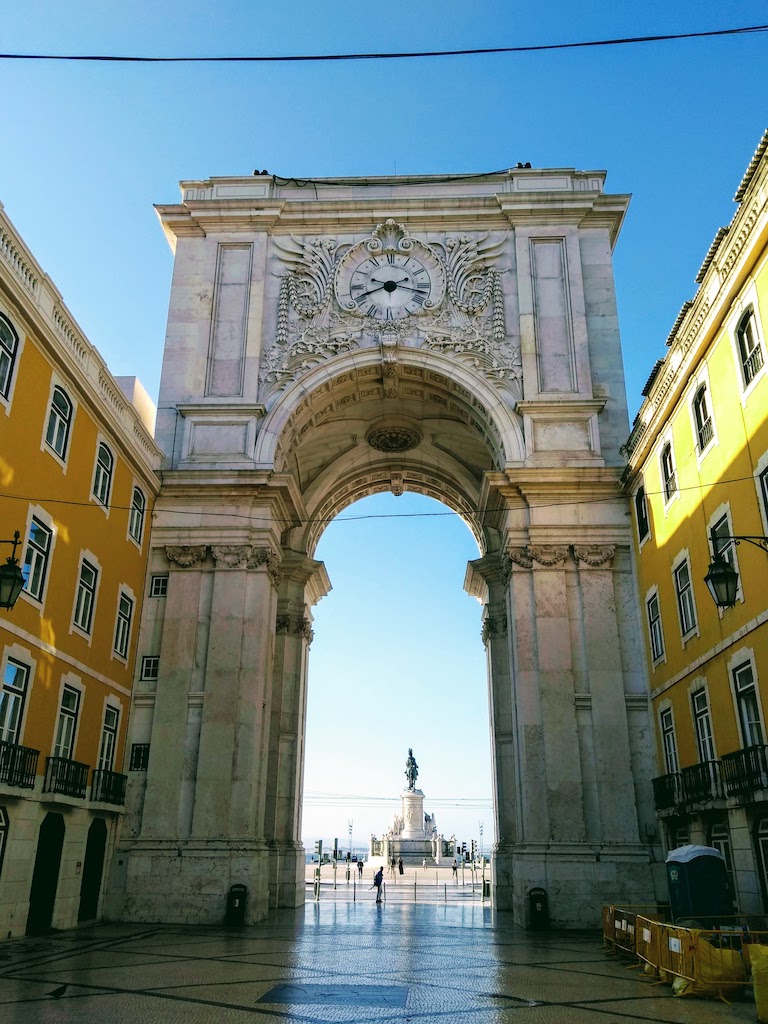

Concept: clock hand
[[352, 283, 387, 300]]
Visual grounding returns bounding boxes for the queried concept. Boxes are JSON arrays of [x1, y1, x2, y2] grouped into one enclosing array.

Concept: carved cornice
[[247, 547, 283, 584], [481, 614, 508, 645], [275, 614, 314, 644], [166, 545, 208, 568], [573, 545, 615, 568], [508, 547, 534, 569]]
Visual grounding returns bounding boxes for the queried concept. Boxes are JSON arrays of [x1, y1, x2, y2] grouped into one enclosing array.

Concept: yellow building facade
[[625, 131, 768, 911], [0, 204, 161, 936]]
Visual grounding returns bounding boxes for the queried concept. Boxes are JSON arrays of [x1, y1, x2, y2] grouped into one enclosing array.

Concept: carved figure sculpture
[[405, 748, 419, 790]]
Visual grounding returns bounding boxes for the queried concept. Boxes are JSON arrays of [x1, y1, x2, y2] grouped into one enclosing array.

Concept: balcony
[[681, 760, 723, 803], [722, 745, 768, 797], [44, 756, 89, 799], [0, 740, 40, 789], [744, 345, 765, 384], [653, 772, 682, 811], [91, 768, 127, 806]]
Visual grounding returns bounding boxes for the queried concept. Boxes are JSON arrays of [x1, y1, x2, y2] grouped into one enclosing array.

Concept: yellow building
[[624, 131, 768, 911], [0, 204, 161, 936]]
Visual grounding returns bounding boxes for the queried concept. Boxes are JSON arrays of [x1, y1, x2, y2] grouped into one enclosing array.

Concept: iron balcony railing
[[680, 760, 723, 803], [652, 772, 682, 810], [744, 345, 765, 384], [129, 743, 150, 771], [44, 756, 89, 799], [0, 739, 40, 788], [91, 768, 127, 805], [697, 418, 714, 451], [722, 745, 768, 796]]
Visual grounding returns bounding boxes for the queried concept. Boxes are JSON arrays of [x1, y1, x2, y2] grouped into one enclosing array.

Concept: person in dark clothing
[[373, 865, 384, 903], [398, 857, 404, 875]]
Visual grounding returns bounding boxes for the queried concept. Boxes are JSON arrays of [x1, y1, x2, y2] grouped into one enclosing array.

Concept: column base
[[493, 841, 659, 928], [267, 842, 306, 908], [105, 838, 270, 925]]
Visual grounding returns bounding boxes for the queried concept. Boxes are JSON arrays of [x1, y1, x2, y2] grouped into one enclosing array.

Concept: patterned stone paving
[[0, 902, 757, 1022]]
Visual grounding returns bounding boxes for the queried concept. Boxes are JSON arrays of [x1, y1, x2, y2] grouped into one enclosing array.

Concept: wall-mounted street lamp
[[704, 529, 768, 609], [0, 531, 25, 611]]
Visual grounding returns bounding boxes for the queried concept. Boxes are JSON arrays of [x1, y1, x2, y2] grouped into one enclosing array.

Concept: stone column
[[263, 552, 330, 908]]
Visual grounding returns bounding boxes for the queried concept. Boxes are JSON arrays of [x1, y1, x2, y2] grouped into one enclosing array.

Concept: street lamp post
[[0, 531, 25, 611], [703, 529, 768, 609]]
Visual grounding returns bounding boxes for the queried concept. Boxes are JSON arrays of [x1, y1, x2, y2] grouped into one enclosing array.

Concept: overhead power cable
[[0, 24, 766, 64]]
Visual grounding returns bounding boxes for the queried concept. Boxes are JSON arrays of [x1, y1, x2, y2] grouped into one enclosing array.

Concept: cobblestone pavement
[[0, 902, 757, 1023]]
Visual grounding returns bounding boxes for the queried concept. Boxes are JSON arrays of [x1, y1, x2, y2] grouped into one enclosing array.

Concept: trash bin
[[665, 845, 731, 922], [225, 884, 248, 926], [528, 887, 549, 930]]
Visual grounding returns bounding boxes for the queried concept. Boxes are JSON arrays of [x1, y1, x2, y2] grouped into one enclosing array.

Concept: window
[[0, 806, 8, 878], [0, 314, 19, 399], [113, 592, 134, 659], [140, 656, 159, 681], [73, 559, 98, 634], [128, 487, 146, 544], [0, 659, 29, 745], [647, 592, 665, 662], [692, 384, 714, 453], [635, 486, 650, 542], [737, 308, 764, 386], [660, 707, 679, 774], [97, 706, 119, 771], [709, 823, 736, 902], [733, 661, 764, 747], [92, 442, 114, 507], [711, 514, 738, 589], [22, 518, 52, 602], [150, 574, 168, 598], [661, 443, 677, 501], [692, 689, 715, 763], [45, 386, 73, 459], [53, 684, 80, 760], [760, 466, 768, 526], [674, 559, 697, 636]]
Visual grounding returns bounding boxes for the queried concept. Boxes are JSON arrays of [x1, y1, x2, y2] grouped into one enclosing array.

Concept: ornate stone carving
[[529, 546, 569, 567], [507, 547, 534, 569], [275, 614, 314, 644], [211, 545, 250, 568], [573, 545, 615, 568], [247, 547, 283, 584], [366, 425, 421, 453], [166, 545, 207, 568], [481, 614, 508, 645]]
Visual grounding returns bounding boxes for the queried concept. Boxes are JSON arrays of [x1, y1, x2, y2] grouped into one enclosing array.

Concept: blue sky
[[2, 3, 766, 847]]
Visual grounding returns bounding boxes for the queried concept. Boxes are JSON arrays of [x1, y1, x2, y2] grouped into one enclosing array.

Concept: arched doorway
[[78, 818, 108, 921], [26, 812, 64, 935], [117, 176, 658, 928]]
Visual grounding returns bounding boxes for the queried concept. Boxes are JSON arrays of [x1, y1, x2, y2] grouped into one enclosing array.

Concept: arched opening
[[302, 491, 492, 865], [26, 811, 65, 935], [78, 817, 108, 921]]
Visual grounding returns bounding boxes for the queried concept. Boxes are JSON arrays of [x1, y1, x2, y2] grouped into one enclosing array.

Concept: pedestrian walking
[[357, 859, 364, 878], [398, 857, 404, 875], [373, 865, 384, 903], [422, 857, 427, 871], [452, 859, 458, 879]]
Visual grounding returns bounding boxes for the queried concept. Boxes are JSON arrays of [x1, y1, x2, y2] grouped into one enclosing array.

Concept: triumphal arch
[[108, 167, 658, 927]]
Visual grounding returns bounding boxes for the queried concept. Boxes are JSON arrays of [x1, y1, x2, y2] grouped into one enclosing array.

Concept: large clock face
[[336, 246, 444, 321]]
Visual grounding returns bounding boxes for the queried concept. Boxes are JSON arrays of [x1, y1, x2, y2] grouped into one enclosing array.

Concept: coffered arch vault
[[112, 168, 659, 932]]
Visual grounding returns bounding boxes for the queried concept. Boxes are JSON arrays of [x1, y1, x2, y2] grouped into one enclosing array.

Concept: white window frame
[[112, 584, 135, 663], [688, 367, 717, 463], [689, 681, 716, 763], [658, 702, 679, 775], [727, 283, 766, 401], [728, 648, 765, 749], [659, 433, 679, 508], [634, 483, 651, 548], [51, 675, 83, 761], [0, 309, 23, 415], [140, 656, 159, 681], [127, 483, 147, 548], [97, 699, 121, 771], [646, 585, 666, 667], [0, 644, 36, 747], [149, 574, 168, 598], [90, 436, 115, 512], [41, 380, 76, 469], [19, 504, 56, 612], [672, 549, 699, 642], [755, 449, 768, 538], [708, 503, 743, 608], [71, 550, 102, 641]]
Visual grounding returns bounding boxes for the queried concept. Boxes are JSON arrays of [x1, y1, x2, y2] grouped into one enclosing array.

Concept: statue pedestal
[[401, 789, 428, 839]]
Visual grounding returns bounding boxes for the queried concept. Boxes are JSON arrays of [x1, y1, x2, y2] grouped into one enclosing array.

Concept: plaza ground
[[0, 899, 758, 1023]]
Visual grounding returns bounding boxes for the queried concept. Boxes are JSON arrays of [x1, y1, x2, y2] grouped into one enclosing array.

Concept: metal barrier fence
[[604, 904, 768, 1001]]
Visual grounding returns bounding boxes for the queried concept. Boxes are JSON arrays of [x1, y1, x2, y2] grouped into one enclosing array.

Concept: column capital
[[166, 544, 208, 568], [275, 614, 314, 645], [573, 545, 615, 568]]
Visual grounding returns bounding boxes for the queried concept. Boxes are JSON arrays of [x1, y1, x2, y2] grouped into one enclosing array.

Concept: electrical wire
[[0, 24, 765, 64]]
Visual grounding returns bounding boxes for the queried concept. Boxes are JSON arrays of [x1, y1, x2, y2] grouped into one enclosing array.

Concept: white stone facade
[[108, 168, 660, 928]]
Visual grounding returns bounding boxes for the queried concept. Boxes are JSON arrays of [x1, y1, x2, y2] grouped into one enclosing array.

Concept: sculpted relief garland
[[259, 219, 521, 398]]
